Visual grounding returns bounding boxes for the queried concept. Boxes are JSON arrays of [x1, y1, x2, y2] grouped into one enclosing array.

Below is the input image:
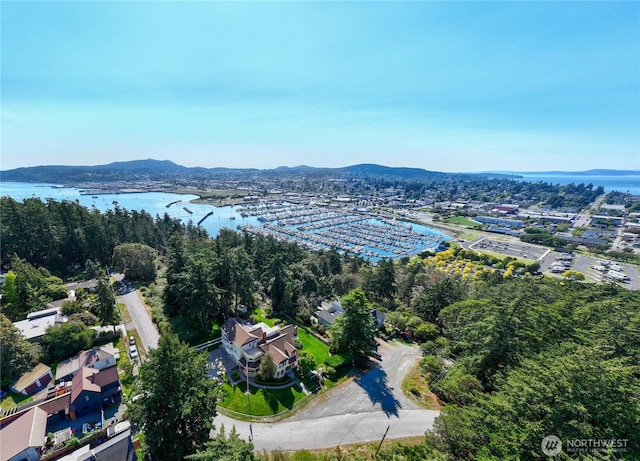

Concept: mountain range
[[1, 159, 636, 184]]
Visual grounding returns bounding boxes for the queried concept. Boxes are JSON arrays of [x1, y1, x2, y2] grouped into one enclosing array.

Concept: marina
[[237, 202, 447, 261], [0, 183, 448, 262]]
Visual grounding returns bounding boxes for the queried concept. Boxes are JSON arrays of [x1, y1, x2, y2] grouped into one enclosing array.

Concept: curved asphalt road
[[214, 341, 440, 451]]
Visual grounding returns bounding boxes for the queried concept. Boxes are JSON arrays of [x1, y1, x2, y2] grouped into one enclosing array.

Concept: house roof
[[39, 393, 72, 416], [57, 429, 136, 461], [317, 309, 341, 325], [224, 318, 298, 366], [57, 344, 118, 380], [13, 308, 68, 340], [222, 318, 259, 347], [262, 325, 297, 365], [12, 363, 51, 393], [56, 356, 81, 380], [0, 406, 47, 460], [71, 368, 101, 403], [93, 366, 119, 388]]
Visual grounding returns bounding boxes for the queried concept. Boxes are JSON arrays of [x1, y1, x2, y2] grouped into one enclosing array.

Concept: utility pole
[[373, 425, 390, 459]]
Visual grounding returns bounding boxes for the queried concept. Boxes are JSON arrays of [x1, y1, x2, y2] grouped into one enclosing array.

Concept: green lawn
[[444, 216, 480, 227], [297, 328, 330, 365], [219, 382, 306, 416], [1, 391, 33, 410], [251, 308, 276, 327]]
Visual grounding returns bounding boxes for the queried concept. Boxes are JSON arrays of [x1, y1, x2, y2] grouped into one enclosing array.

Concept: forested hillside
[[0, 196, 206, 273]]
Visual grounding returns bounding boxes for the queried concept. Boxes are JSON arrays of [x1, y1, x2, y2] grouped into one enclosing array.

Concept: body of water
[[0, 182, 259, 239], [512, 173, 640, 195], [0, 182, 448, 260]]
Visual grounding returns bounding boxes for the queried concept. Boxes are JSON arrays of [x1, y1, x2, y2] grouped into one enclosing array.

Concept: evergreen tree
[[94, 277, 118, 325], [258, 351, 276, 382], [129, 333, 218, 461], [0, 314, 41, 386], [186, 425, 258, 461], [329, 289, 375, 361]]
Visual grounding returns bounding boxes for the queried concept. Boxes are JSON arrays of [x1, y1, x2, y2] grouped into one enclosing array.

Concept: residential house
[[12, 307, 68, 342], [222, 318, 298, 379], [316, 299, 386, 329], [69, 367, 120, 419], [56, 428, 137, 461], [56, 343, 120, 381], [10, 363, 53, 396], [0, 406, 48, 461], [315, 300, 343, 326]]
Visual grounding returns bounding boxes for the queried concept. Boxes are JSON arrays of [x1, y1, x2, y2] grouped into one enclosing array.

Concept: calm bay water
[[0, 182, 446, 260], [513, 173, 640, 195], [0, 182, 256, 238]]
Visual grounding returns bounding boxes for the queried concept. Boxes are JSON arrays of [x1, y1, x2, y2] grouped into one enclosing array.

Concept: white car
[[129, 345, 139, 359]]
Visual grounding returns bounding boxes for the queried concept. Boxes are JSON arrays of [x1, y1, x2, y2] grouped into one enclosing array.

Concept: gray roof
[[317, 309, 341, 325]]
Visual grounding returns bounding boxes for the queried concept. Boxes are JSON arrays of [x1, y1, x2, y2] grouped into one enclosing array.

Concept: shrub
[[66, 437, 79, 447], [323, 365, 337, 380], [414, 323, 439, 342], [324, 353, 352, 369], [68, 311, 98, 326], [420, 355, 444, 378]]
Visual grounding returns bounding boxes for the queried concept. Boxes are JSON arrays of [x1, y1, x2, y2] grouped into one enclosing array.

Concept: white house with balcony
[[221, 318, 298, 379]]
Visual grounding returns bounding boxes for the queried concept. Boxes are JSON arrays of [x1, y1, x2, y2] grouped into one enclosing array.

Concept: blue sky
[[2, 1, 639, 172]]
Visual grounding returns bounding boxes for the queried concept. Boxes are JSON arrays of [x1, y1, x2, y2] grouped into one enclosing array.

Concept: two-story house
[[221, 318, 298, 379]]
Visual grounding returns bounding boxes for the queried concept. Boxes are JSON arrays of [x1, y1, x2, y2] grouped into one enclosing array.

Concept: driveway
[[214, 340, 440, 451], [119, 290, 160, 354]]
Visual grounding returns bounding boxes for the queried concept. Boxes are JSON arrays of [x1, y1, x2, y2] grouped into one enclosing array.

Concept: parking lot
[[468, 238, 549, 261], [541, 251, 639, 290]]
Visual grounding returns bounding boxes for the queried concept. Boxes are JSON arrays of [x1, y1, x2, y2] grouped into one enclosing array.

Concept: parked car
[[130, 345, 138, 359], [129, 336, 136, 345]]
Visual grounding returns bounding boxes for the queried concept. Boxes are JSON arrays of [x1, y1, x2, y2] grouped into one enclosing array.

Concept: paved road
[[119, 290, 160, 353], [214, 341, 440, 450]]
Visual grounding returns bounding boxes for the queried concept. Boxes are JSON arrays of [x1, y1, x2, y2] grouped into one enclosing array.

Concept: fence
[[193, 337, 222, 351]]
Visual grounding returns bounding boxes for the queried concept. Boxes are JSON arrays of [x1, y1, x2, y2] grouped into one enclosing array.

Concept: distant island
[[2, 158, 636, 185]]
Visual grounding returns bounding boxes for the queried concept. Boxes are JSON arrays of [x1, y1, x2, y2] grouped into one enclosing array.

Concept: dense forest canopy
[[0, 196, 206, 273]]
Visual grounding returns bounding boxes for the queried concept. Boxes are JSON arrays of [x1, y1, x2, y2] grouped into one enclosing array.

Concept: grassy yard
[[444, 216, 480, 227], [251, 308, 276, 327], [114, 336, 138, 399], [0, 391, 33, 410], [219, 382, 306, 416], [117, 303, 131, 324], [297, 328, 330, 365]]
